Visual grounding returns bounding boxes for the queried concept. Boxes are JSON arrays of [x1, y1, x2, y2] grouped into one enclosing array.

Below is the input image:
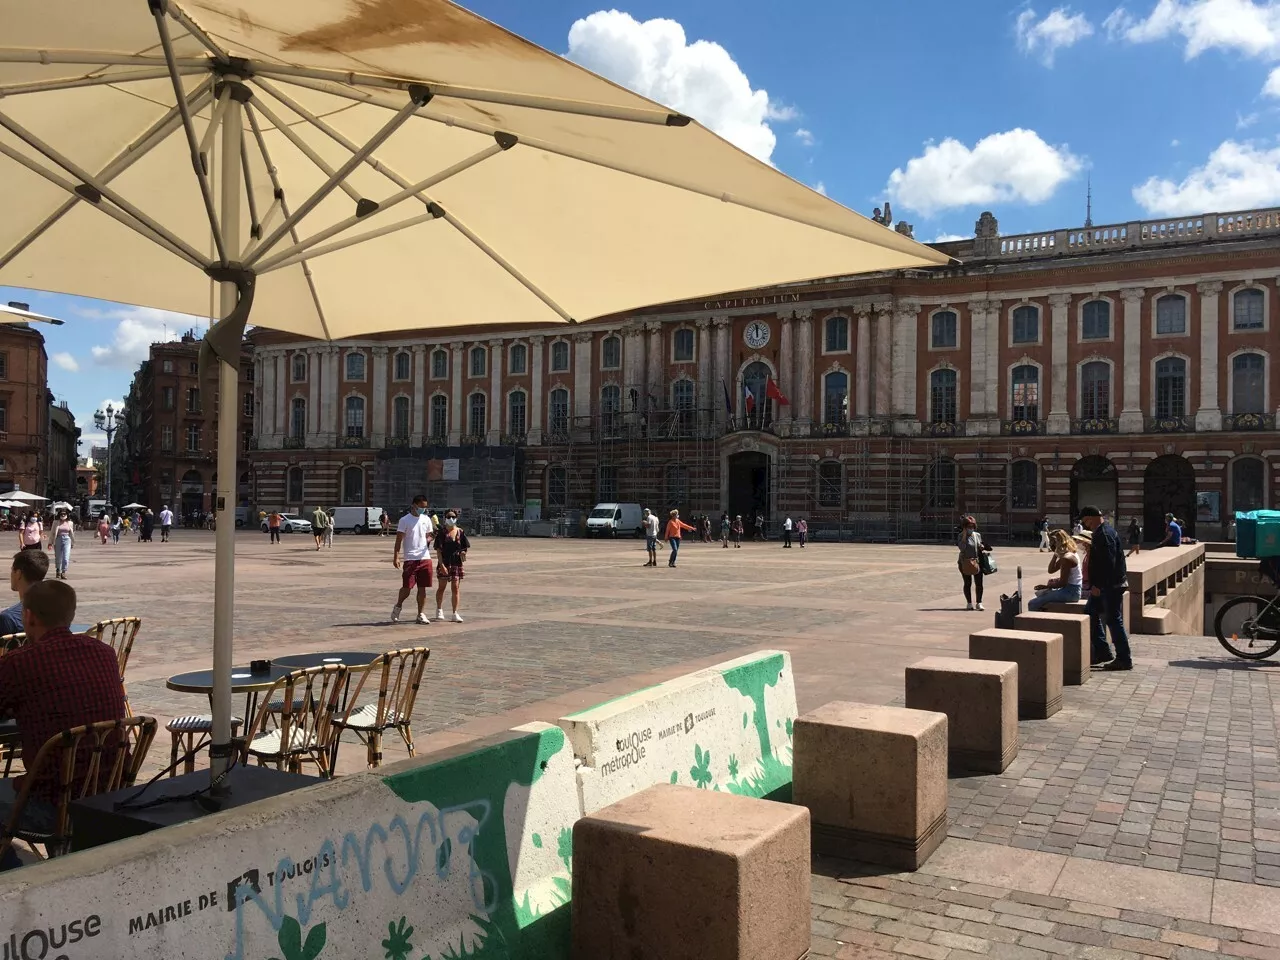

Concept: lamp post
[[94, 403, 125, 507]]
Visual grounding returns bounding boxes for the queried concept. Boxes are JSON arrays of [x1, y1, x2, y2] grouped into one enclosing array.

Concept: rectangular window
[[431, 350, 448, 379], [825, 317, 849, 353], [345, 352, 366, 381], [243, 392, 254, 418], [160, 425, 173, 450], [0, 402, 8, 434], [673, 329, 694, 362], [551, 341, 570, 372], [162, 386, 175, 410], [1012, 305, 1039, 344], [598, 465, 618, 502], [393, 396, 411, 438], [1156, 295, 1186, 335], [394, 352, 411, 381], [1081, 363, 1110, 420], [189, 361, 199, 375], [186, 387, 200, 413], [1081, 300, 1110, 340], [430, 396, 448, 439], [602, 338, 621, 370], [509, 392, 527, 436], [1234, 289, 1265, 330], [930, 311, 957, 349], [161, 359, 173, 374], [1155, 359, 1187, 417], [185, 424, 201, 453], [509, 344, 528, 375], [470, 346, 487, 378]]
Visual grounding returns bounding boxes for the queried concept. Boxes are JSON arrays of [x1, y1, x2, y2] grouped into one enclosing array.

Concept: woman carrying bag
[[957, 515, 994, 611]]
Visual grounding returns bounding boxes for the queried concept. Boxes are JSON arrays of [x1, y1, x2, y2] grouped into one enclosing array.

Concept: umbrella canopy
[[121, 501, 148, 510], [0, 302, 63, 325], [49, 501, 74, 511], [0, 0, 949, 781], [5, 490, 48, 502]]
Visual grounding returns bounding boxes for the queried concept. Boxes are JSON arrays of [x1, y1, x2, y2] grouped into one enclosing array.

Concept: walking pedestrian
[[641, 508, 660, 567], [110, 513, 122, 544], [701, 516, 712, 544], [1126, 518, 1142, 557], [1037, 516, 1050, 551], [782, 515, 794, 548], [17, 513, 41, 552], [311, 504, 330, 552], [433, 509, 470, 622], [141, 509, 155, 543], [96, 513, 109, 545], [50, 510, 75, 579], [1028, 530, 1083, 611], [720, 512, 730, 548], [380, 511, 391, 537], [797, 517, 808, 548], [731, 515, 744, 547], [391, 495, 434, 624], [754, 513, 765, 541], [322, 509, 334, 549], [1080, 505, 1131, 670], [956, 515, 993, 611], [664, 509, 696, 568], [159, 504, 174, 542], [267, 510, 282, 545]]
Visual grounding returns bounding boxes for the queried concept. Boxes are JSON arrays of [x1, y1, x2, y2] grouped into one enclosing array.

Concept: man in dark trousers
[[1079, 506, 1132, 671]]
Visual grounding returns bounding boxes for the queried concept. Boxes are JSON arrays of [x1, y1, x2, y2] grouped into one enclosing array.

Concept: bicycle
[[1215, 558, 1280, 660]]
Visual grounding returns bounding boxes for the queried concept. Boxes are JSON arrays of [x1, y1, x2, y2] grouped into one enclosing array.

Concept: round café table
[[166, 663, 294, 727], [272, 651, 382, 773]]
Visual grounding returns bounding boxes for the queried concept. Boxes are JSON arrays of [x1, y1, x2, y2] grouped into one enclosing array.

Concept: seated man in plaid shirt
[[0, 580, 126, 869]]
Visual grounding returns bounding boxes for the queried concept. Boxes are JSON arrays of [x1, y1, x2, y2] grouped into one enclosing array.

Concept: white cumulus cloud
[[812, 181, 827, 195], [1105, 0, 1280, 57], [794, 127, 815, 146], [1016, 7, 1095, 64], [566, 9, 787, 162], [886, 129, 1083, 216], [931, 232, 969, 243], [89, 306, 204, 368], [51, 352, 79, 372], [1265, 65, 1280, 95], [1133, 139, 1280, 213]]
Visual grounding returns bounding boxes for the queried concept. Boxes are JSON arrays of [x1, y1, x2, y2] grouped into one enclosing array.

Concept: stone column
[[696, 318, 712, 433], [795, 309, 814, 426], [260, 352, 276, 443], [574, 331, 593, 429], [371, 345, 388, 445], [411, 345, 426, 444], [984, 300, 1001, 434], [777, 313, 794, 431], [307, 348, 320, 441], [1120, 288, 1145, 433], [891, 299, 920, 425], [967, 300, 988, 422], [449, 340, 464, 444], [253, 357, 264, 439], [1196, 281, 1224, 431], [326, 347, 341, 442], [624, 322, 644, 393], [274, 353, 287, 437], [713, 317, 731, 427], [872, 301, 893, 417], [1047, 293, 1071, 435], [528, 335, 545, 444], [489, 338, 503, 445], [645, 321, 663, 407], [854, 306, 871, 419]]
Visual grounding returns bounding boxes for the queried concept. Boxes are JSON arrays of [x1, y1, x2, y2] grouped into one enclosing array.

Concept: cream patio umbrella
[[0, 302, 63, 325], [0, 0, 949, 783]]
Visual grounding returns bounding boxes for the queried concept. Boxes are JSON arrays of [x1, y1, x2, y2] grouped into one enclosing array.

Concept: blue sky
[[7, 0, 1280, 451]]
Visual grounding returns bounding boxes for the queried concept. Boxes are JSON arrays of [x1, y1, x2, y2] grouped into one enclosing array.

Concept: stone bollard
[[969, 628, 1063, 719], [572, 783, 810, 960], [793, 701, 948, 870], [1015, 611, 1091, 685], [905, 657, 1019, 774]]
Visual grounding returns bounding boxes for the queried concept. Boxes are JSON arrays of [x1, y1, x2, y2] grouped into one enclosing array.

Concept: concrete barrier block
[[905, 656, 1019, 774], [559, 650, 797, 814], [969, 628, 1063, 719], [572, 783, 810, 960], [1016, 611, 1091, 685], [793, 701, 948, 870]]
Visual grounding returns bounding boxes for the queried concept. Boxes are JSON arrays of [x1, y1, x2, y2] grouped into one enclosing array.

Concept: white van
[[331, 506, 384, 534], [586, 502, 645, 538]]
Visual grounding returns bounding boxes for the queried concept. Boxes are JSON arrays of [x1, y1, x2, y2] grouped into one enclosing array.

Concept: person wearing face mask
[[433, 510, 471, 623], [391, 495, 435, 624]]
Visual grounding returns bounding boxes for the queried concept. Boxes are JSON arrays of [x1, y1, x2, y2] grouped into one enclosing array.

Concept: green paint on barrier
[[719, 653, 793, 802], [720, 653, 785, 761], [269, 916, 327, 960], [690, 744, 712, 788]]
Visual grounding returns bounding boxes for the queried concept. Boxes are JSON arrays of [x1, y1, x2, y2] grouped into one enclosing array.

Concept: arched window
[[1012, 305, 1039, 344], [1232, 457, 1266, 514], [1082, 300, 1110, 340], [823, 371, 849, 425], [509, 390, 528, 436], [1233, 353, 1265, 414], [431, 349, 448, 379], [1234, 288, 1265, 331], [546, 465, 568, 509], [923, 459, 957, 510], [601, 384, 621, 434], [672, 379, 694, 410], [430, 395, 448, 440], [468, 392, 487, 437], [341, 465, 364, 504], [1156, 294, 1186, 335], [929, 368, 957, 423], [469, 346, 487, 378], [1155, 357, 1187, 417], [286, 466, 304, 503], [818, 461, 842, 507], [393, 351, 411, 381], [1081, 361, 1110, 419], [601, 336, 621, 370], [825, 316, 849, 352], [509, 343, 528, 375], [742, 360, 774, 423], [931, 310, 957, 349], [665, 464, 689, 505], [392, 395, 411, 439], [290, 397, 306, 440], [673, 328, 694, 362], [345, 351, 365, 381], [1011, 365, 1039, 421], [1011, 460, 1038, 509], [344, 395, 365, 438], [291, 353, 307, 382], [550, 341, 570, 372], [549, 387, 569, 435]]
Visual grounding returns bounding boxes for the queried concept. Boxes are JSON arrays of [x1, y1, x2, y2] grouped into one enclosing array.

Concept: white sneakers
[[977, 602, 985, 611], [416, 611, 429, 624], [453, 612, 464, 623], [393, 605, 462, 623], [966, 603, 974, 611], [391, 605, 402, 623], [436, 609, 444, 621]]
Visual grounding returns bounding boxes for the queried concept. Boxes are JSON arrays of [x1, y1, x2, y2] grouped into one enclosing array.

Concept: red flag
[[766, 378, 790, 405]]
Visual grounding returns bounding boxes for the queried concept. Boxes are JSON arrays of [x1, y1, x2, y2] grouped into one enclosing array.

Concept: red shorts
[[401, 558, 433, 589]]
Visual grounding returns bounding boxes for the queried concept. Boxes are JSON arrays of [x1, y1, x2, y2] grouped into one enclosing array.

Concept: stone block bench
[[572, 783, 810, 960], [1015, 611, 1091, 685], [905, 657, 1019, 774], [793, 701, 948, 870], [1043, 599, 1090, 617], [969, 628, 1063, 719]]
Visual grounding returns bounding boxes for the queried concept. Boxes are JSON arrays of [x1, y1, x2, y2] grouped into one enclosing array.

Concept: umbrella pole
[[209, 80, 245, 790]]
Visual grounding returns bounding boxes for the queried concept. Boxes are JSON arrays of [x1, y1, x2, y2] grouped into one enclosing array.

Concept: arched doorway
[[740, 361, 776, 430], [727, 451, 770, 536], [180, 470, 203, 522], [1070, 455, 1117, 522], [1144, 455, 1196, 538]]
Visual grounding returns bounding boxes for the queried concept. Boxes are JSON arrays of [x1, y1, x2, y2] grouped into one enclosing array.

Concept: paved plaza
[[59, 529, 1280, 956]]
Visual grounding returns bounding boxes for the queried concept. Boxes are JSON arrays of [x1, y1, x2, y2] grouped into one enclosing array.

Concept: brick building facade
[[246, 207, 1280, 540], [0, 322, 48, 496]]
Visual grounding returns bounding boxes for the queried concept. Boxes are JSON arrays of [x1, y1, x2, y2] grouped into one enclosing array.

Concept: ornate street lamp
[[93, 403, 126, 507]]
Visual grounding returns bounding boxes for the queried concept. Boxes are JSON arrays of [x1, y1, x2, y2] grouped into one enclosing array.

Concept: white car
[[260, 514, 312, 534]]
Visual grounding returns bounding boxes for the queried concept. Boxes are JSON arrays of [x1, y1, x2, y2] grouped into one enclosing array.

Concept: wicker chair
[[165, 715, 244, 776], [0, 635, 26, 777], [88, 618, 141, 717], [0, 716, 157, 860], [242, 666, 346, 777], [0, 633, 25, 655], [332, 648, 430, 769]]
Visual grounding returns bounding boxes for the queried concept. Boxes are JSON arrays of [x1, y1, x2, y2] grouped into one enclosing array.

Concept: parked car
[[331, 506, 384, 534], [260, 514, 312, 534], [586, 502, 645, 538]]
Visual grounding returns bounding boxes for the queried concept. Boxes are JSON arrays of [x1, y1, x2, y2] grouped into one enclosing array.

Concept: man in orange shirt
[[663, 509, 696, 568]]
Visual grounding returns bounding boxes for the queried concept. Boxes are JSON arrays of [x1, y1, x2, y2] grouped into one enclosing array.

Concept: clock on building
[[743, 320, 771, 350]]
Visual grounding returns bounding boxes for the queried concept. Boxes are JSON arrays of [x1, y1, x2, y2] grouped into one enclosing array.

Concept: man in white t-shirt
[[391, 495, 435, 624], [641, 508, 660, 567], [158, 505, 174, 542]]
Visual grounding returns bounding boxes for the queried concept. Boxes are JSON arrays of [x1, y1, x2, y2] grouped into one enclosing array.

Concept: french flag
[[743, 383, 755, 414]]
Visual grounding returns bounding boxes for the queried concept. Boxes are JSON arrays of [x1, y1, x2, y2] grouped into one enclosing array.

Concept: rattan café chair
[[89, 617, 142, 717], [0, 716, 158, 861], [242, 665, 346, 777], [332, 647, 430, 769], [0, 634, 26, 778]]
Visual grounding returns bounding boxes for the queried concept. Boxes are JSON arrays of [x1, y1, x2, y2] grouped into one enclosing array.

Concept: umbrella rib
[[251, 140, 507, 272], [0, 79, 212, 272], [243, 95, 364, 206], [166, 3, 230, 61], [240, 140, 261, 240], [0, 65, 200, 97], [255, 206, 443, 275], [0, 49, 207, 69]]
